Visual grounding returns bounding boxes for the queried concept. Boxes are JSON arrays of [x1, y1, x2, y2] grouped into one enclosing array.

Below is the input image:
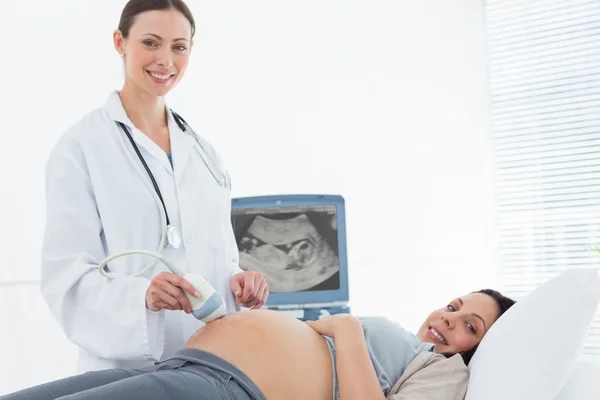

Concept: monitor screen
[[231, 204, 340, 293]]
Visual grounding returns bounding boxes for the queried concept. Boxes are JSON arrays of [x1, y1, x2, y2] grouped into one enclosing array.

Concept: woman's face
[[416, 293, 500, 355], [114, 9, 193, 98]]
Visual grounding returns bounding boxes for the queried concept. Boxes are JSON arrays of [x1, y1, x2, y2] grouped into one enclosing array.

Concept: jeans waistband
[[322, 335, 340, 400], [165, 348, 266, 400]]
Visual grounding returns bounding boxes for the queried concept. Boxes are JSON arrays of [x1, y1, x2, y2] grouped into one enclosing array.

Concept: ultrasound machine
[[230, 194, 350, 321]]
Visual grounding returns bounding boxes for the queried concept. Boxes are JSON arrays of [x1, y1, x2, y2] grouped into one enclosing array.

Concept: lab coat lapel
[[105, 91, 175, 175], [167, 109, 194, 183], [128, 126, 174, 175]]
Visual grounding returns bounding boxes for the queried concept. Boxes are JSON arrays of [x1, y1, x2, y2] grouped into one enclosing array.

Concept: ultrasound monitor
[[231, 194, 349, 308]]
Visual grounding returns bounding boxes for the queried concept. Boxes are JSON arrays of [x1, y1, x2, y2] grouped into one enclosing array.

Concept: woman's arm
[[306, 315, 386, 400]]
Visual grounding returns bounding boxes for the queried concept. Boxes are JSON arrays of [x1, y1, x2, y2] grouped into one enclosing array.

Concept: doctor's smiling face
[[113, 1, 195, 98]]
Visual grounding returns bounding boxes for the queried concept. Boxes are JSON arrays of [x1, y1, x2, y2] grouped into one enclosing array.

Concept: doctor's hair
[[459, 289, 516, 365], [118, 0, 196, 39]]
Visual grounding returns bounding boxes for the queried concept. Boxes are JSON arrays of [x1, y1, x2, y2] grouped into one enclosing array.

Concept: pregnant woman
[[2, 289, 515, 400]]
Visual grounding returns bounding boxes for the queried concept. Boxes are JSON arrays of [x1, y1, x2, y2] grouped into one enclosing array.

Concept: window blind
[[485, 0, 600, 355]]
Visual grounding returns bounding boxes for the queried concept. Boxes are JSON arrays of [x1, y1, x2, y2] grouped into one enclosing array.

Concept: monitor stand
[[274, 305, 351, 321]]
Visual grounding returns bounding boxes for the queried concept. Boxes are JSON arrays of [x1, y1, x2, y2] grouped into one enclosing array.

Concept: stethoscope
[[98, 110, 230, 279], [118, 110, 230, 249]]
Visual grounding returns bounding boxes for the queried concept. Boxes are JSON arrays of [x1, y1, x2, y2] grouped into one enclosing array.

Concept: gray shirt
[[358, 316, 435, 396]]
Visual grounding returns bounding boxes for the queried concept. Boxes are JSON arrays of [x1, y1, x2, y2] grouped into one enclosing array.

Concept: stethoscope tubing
[[98, 110, 227, 279], [118, 121, 172, 228]]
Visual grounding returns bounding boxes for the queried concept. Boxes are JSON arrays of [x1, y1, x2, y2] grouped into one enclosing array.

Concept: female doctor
[[40, 0, 269, 373]]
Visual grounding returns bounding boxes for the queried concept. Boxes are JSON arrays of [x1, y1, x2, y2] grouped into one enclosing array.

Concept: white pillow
[[465, 268, 600, 400], [554, 356, 600, 400]]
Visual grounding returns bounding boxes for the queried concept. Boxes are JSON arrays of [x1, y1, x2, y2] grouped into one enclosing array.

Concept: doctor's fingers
[[238, 271, 264, 303], [163, 273, 202, 299], [244, 280, 269, 309], [146, 283, 185, 312], [237, 278, 255, 304], [146, 290, 179, 312], [158, 283, 194, 313], [255, 280, 269, 308], [148, 274, 193, 313], [152, 301, 177, 311]]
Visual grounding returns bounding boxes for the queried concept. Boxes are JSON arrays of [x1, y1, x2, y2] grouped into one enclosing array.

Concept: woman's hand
[[305, 314, 361, 337], [308, 314, 386, 400], [145, 272, 200, 314], [230, 270, 269, 309]]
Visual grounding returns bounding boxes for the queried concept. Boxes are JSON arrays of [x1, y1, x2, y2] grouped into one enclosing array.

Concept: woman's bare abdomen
[[184, 309, 333, 400]]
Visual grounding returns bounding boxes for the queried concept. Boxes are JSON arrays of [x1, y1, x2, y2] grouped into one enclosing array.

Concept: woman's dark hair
[[459, 289, 516, 365], [118, 0, 196, 39]]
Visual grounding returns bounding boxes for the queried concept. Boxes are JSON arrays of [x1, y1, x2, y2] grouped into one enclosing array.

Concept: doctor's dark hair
[[458, 289, 516, 365], [118, 0, 196, 39]]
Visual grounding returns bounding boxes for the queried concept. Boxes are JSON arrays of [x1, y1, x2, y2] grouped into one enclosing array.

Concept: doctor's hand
[[230, 270, 269, 309], [145, 272, 200, 314]]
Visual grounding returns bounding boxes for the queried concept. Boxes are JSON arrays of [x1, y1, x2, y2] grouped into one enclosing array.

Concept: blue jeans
[[1, 349, 265, 400]]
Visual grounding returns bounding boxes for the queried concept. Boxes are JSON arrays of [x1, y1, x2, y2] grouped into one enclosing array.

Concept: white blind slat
[[489, 6, 600, 40], [490, 33, 599, 62], [496, 137, 600, 156], [492, 113, 599, 132], [499, 219, 600, 230], [495, 131, 599, 149], [495, 148, 600, 167], [486, 0, 594, 24], [499, 199, 600, 213], [496, 158, 600, 176], [500, 240, 600, 250], [494, 119, 598, 138], [491, 57, 600, 85], [490, 54, 600, 81], [492, 84, 600, 105], [497, 184, 600, 201], [489, 27, 600, 59], [489, 46, 598, 72], [486, 0, 600, 356], [498, 209, 600, 224]]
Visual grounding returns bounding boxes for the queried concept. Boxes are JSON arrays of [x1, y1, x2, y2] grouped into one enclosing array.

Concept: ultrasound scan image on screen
[[231, 205, 340, 293]]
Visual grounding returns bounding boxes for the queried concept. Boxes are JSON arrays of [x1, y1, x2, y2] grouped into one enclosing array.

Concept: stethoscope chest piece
[[166, 225, 182, 249]]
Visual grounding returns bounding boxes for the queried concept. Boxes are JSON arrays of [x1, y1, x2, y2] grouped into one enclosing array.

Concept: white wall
[[0, 0, 498, 394]]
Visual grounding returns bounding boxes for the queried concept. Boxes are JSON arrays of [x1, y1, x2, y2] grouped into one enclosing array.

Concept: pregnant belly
[[184, 309, 333, 400]]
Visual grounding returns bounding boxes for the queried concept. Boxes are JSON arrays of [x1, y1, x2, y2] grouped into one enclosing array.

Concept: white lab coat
[[41, 91, 244, 373]]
